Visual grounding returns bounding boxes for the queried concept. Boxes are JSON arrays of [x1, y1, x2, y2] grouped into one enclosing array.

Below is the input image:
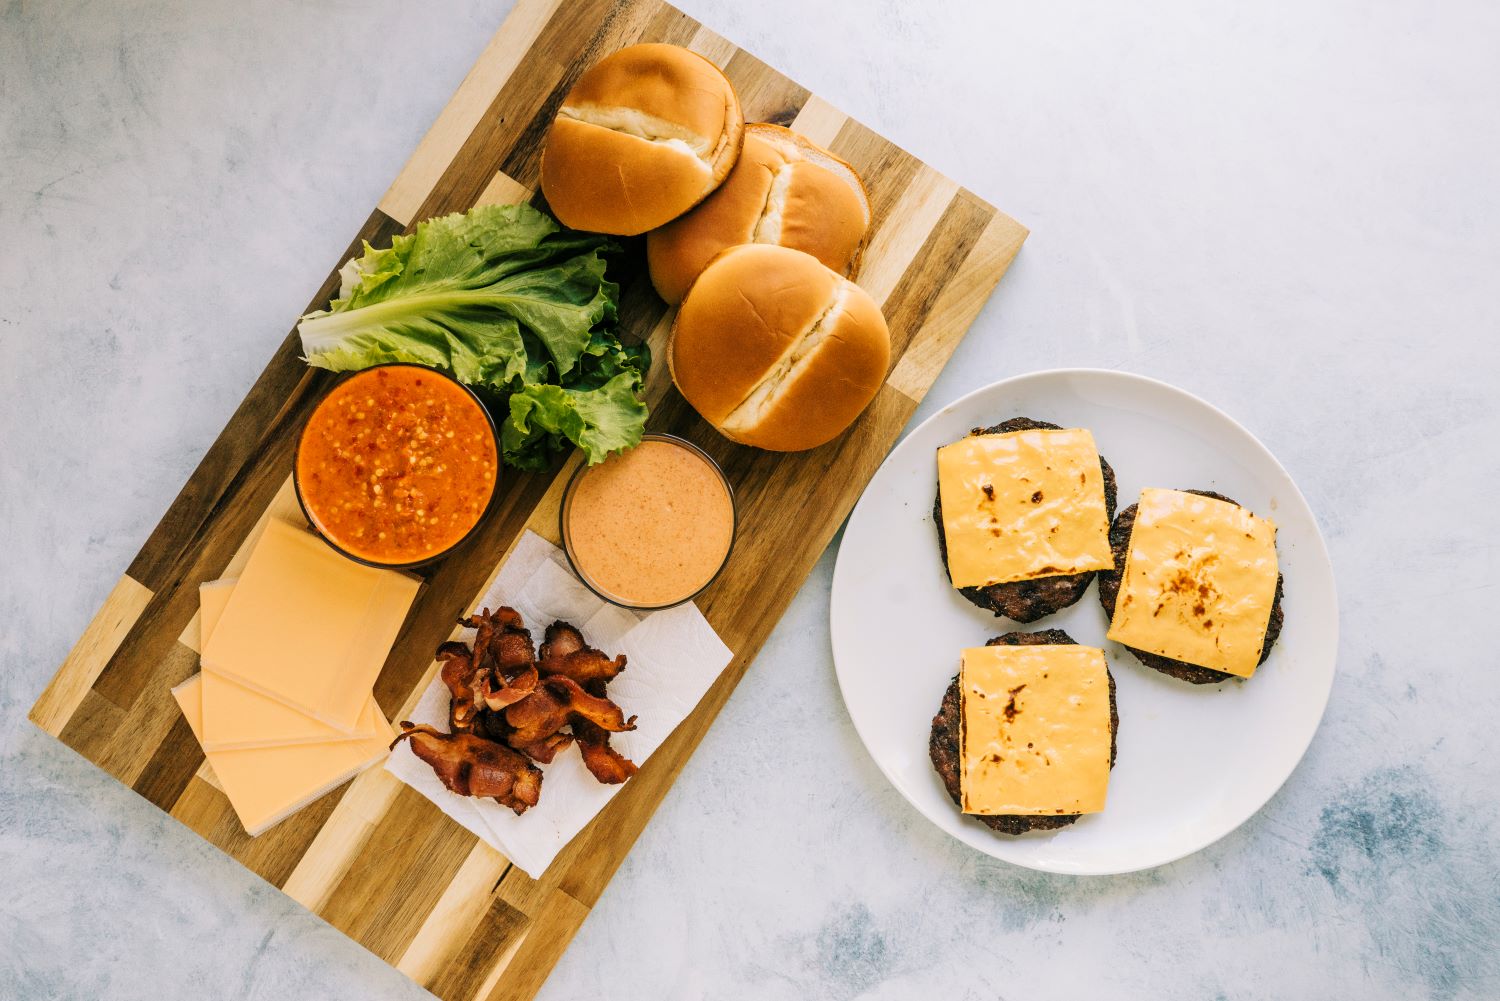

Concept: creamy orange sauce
[[564, 438, 734, 608]]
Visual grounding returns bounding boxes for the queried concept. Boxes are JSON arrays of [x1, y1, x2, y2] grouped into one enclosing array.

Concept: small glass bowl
[[559, 433, 737, 610], [293, 363, 501, 571]]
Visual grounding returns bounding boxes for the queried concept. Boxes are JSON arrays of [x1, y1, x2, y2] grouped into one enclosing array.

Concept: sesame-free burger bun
[[541, 43, 743, 236], [669, 244, 890, 452], [647, 123, 871, 304]]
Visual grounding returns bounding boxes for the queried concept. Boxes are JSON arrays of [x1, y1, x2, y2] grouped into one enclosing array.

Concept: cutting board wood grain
[[29, 0, 1026, 997]]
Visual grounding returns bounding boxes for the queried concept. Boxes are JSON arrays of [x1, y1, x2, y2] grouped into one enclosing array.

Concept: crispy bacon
[[491, 629, 538, 671], [459, 606, 539, 709], [511, 730, 575, 764], [539, 620, 584, 659], [391, 723, 542, 815], [461, 605, 525, 635], [411, 607, 640, 808], [504, 675, 636, 750], [477, 665, 538, 709], [501, 686, 570, 751], [551, 675, 636, 732], [573, 673, 638, 784], [437, 641, 479, 733], [539, 621, 627, 686], [573, 715, 638, 784], [473, 707, 512, 744]]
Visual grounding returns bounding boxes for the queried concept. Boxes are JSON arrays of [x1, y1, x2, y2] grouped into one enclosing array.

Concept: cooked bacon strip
[[573, 674, 638, 784], [539, 621, 627, 686], [502, 682, 573, 750], [461, 605, 525, 635], [477, 664, 538, 709], [578, 740, 638, 784], [490, 629, 539, 673], [391, 723, 543, 815], [461, 608, 500, 682], [504, 675, 636, 751], [573, 716, 638, 784], [462, 607, 533, 677], [473, 707, 512, 744], [436, 641, 480, 733], [539, 621, 584, 659], [420, 610, 640, 799], [512, 730, 575, 764], [460, 606, 539, 709], [550, 675, 636, 732]]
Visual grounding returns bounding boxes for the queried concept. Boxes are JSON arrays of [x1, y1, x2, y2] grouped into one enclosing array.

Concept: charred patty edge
[[1096, 489, 1286, 685], [933, 418, 1119, 623], [928, 629, 1118, 836]]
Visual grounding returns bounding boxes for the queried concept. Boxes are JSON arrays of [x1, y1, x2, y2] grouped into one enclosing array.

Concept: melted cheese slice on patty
[[1106, 488, 1279, 678], [959, 644, 1111, 816], [937, 428, 1113, 588]]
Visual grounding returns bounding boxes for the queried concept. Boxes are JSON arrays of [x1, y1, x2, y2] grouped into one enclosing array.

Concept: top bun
[[669, 244, 890, 452], [540, 44, 743, 236], [647, 123, 871, 304]]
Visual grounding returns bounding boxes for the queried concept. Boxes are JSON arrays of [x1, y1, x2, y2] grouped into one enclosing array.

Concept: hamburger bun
[[540, 43, 743, 236], [647, 123, 871, 304], [669, 244, 890, 452]]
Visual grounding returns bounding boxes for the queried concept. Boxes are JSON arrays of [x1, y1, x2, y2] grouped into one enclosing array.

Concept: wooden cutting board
[[29, 0, 1026, 997]]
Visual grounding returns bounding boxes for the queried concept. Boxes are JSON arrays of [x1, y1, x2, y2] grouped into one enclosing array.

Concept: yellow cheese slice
[[1106, 488, 1279, 678], [198, 579, 387, 749], [201, 519, 420, 730], [959, 644, 1111, 816], [937, 428, 1113, 588], [197, 577, 237, 642], [200, 672, 388, 749], [172, 674, 391, 837]]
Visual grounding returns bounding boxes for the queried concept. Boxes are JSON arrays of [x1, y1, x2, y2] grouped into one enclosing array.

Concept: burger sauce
[[563, 437, 734, 608]]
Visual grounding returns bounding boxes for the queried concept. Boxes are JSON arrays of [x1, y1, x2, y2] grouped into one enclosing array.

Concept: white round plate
[[830, 369, 1338, 875]]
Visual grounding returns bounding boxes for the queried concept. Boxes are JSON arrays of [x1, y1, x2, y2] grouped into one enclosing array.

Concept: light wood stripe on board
[[395, 841, 511, 986], [379, 0, 565, 226], [859, 167, 962, 305], [888, 208, 1029, 399], [29, 575, 153, 736], [790, 95, 848, 147]]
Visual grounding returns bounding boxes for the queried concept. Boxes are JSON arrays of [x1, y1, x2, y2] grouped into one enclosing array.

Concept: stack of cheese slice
[[171, 518, 421, 836]]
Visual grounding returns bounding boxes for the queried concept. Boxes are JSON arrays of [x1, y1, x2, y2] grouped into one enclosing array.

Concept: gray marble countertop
[[4, 1, 1498, 998]]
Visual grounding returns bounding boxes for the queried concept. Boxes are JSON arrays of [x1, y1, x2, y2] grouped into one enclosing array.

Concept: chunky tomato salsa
[[296, 365, 497, 565]]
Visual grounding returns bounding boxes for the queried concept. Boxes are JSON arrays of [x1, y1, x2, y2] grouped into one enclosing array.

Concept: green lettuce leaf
[[297, 203, 648, 467], [502, 373, 650, 472]]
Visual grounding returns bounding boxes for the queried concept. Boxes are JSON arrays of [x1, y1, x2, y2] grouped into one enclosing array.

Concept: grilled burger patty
[[928, 629, 1118, 836], [934, 418, 1119, 622], [1097, 489, 1286, 685]]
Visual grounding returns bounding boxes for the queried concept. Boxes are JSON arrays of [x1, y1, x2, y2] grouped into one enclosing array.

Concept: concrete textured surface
[[2, 1, 1497, 998]]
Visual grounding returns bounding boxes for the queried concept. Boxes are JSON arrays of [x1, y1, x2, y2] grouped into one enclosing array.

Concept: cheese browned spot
[[1106, 488, 1279, 678], [936, 428, 1113, 588], [958, 644, 1112, 816]]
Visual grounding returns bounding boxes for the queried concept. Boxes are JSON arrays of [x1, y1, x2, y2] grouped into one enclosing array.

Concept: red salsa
[[296, 365, 497, 565]]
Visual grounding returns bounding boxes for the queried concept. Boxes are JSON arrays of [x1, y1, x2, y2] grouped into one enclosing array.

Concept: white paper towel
[[385, 530, 734, 877]]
